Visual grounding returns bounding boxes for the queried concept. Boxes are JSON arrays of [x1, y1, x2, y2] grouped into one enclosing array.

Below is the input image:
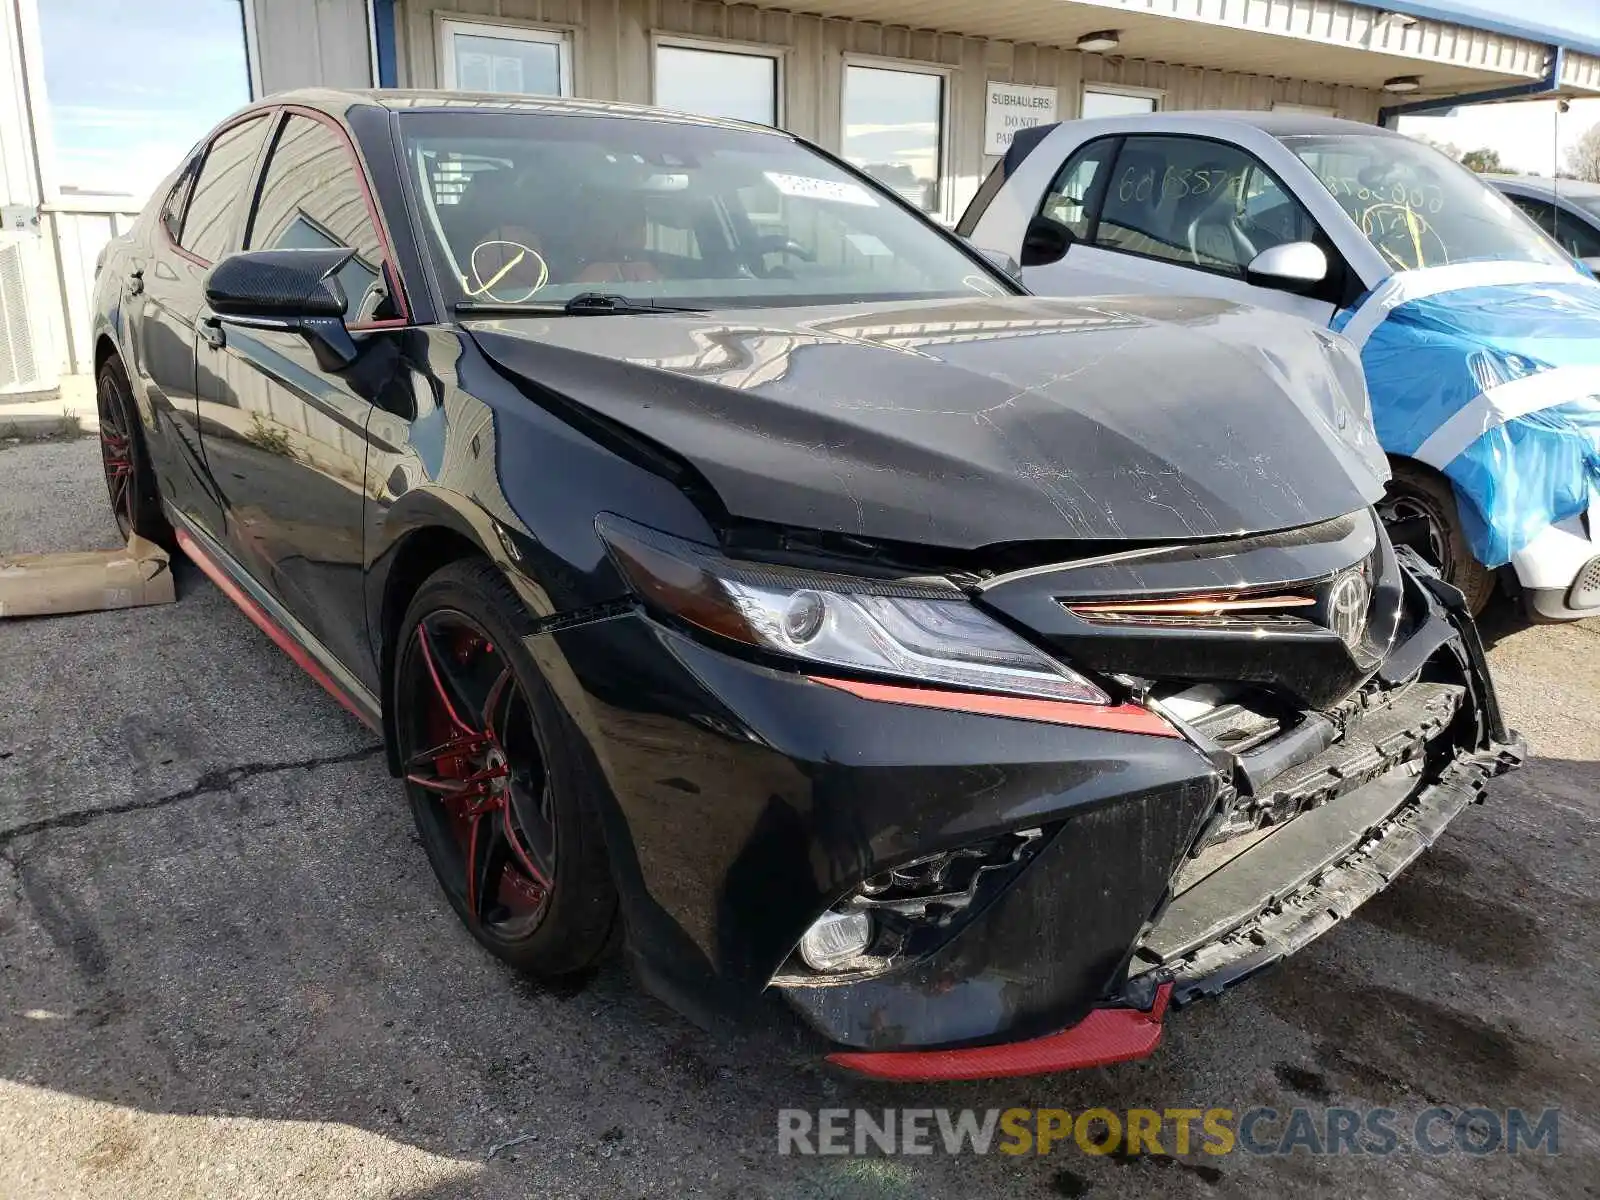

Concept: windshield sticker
[[764, 172, 879, 207]]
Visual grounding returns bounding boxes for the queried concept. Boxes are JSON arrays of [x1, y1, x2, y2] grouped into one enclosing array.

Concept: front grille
[[975, 510, 1401, 709]]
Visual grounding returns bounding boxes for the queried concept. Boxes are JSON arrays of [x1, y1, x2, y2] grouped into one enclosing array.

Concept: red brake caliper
[[407, 625, 547, 918]]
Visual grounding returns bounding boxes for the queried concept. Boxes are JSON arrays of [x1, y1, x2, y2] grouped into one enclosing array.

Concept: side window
[[1037, 139, 1117, 240], [247, 114, 397, 323], [1555, 211, 1600, 260], [179, 116, 272, 263], [1093, 136, 1317, 276], [160, 160, 199, 243], [1507, 195, 1558, 237]]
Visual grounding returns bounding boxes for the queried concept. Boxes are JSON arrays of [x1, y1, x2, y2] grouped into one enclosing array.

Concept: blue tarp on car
[[1333, 262, 1600, 567]]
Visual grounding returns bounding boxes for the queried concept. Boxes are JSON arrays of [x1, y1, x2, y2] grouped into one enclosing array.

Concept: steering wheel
[[753, 235, 816, 263]]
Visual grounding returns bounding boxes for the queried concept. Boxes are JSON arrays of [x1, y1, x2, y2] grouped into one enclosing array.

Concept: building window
[[439, 20, 571, 97], [34, 0, 251, 205], [1080, 87, 1161, 119], [842, 64, 944, 214], [655, 43, 780, 126]]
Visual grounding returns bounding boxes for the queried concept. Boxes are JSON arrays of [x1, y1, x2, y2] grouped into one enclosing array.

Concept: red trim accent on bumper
[[810, 677, 1179, 738], [826, 984, 1173, 1081], [177, 529, 378, 730]]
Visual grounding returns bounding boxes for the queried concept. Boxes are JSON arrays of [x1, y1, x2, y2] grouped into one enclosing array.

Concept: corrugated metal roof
[[740, 0, 1566, 92]]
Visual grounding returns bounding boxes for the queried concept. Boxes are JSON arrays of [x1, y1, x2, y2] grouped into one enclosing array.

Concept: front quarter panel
[[361, 326, 718, 711]]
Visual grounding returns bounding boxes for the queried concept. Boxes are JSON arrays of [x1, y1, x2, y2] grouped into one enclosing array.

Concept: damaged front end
[[758, 510, 1521, 1074], [556, 498, 1517, 1078]]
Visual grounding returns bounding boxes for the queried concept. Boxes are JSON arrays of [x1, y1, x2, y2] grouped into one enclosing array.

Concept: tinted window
[[400, 111, 1007, 309], [1038, 139, 1116, 240], [1094, 136, 1316, 274], [1514, 197, 1600, 260], [160, 160, 199, 243], [180, 116, 271, 263], [1557, 210, 1600, 259], [1284, 134, 1571, 272], [248, 114, 394, 322], [1507, 194, 1558, 236]]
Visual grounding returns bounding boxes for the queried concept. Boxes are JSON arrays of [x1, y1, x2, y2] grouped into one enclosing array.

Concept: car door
[[197, 110, 409, 687], [125, 114, 274, 540], [1020, 133, 1343, 325]]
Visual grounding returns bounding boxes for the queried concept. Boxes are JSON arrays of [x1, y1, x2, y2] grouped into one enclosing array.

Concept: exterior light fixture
[[1076, 31, 1121, 53], [1382, 75, 1422, 92]]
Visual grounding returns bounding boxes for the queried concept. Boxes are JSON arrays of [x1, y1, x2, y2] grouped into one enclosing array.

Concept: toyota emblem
[[1327, 569, 1371, 648]]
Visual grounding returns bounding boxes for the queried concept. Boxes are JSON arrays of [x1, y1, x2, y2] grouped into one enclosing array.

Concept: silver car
[[960, 111, 1600, 622]]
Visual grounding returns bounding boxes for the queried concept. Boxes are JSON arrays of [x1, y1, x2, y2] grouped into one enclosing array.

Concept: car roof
[[1484, 173, 1600, 199], [1042, 110, 1407, 140], [260, 86, 790, 137]]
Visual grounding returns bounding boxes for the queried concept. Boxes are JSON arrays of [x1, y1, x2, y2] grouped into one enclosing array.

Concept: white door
[[1021, 132, 1339, 325]]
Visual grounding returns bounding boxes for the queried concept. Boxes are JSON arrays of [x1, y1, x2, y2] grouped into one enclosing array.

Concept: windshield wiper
[[561, 292, 708, 315], [453, 292, 708, 317]]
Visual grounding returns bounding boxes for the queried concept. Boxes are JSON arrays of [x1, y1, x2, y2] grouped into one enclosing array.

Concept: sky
[[37, 0, 250, 200], [1399, 99, 1600, 177]]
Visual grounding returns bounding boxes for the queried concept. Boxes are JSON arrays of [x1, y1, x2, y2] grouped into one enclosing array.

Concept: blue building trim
[[1378, 47, 1565, 125], [373, 0, 398, 87]]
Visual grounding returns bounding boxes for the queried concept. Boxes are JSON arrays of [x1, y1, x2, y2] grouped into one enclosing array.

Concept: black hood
[[467, 294, 1388, 549]]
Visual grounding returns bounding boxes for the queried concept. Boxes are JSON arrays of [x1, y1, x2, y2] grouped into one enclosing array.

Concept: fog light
[[798, 909, 872, 971]]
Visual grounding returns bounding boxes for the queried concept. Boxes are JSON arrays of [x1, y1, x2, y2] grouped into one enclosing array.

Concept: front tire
[[1379, 461, 1496, 615], [95, 355, 172, 547], [393, 559, 618, 979]]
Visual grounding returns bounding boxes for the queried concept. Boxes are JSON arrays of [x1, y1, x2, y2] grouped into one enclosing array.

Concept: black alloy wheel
[[94, 356, 171, 545], [395, 560, 618, 976], [1378, 461, 1495, 616]]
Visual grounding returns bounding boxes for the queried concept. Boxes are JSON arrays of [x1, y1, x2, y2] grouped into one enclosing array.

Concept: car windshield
[[398, 110, 1008, 310], [1281, 134, 1571, 273], [1571, 195, 1600, 222]]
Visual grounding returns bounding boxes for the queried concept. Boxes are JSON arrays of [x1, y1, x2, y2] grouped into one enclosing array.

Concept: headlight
[[596, 514, 1109, 705]]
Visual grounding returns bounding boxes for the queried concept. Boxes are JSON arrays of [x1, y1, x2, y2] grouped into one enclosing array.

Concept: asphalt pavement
[[1, 437, 1596, 1199]]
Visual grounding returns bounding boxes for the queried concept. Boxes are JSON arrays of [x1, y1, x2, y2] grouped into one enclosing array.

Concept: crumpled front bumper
[[806, 557, 1520, 1075], [548, 544, 1517, 1075]]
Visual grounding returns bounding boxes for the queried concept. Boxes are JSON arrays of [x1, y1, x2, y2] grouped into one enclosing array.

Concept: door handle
[[198, 316, 225, 349], [127, 268, 144, 296]]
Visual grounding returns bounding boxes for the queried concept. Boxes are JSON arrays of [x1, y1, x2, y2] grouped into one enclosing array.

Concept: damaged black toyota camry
[[91, 90, 1521, 1080]]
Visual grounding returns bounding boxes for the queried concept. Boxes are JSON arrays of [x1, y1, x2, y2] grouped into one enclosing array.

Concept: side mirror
[[204, 248, 359, 372], [1244, 242, 1328, 294], [1020, 214, 1075, 268], [1580, 255, 1600, 275]]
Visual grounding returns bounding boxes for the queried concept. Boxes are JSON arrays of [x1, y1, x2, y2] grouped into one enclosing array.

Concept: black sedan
[[90, 89, 1520, 1079]]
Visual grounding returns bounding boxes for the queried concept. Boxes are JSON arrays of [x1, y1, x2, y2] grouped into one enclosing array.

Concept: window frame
[[1034, 135, 1122, 244], [651, 34, 786, 127], [839, 55, 952, 220], [1081, 133, 1329, 280], [167, 111, 275, 268], [1079, 84, 1164, 119], [1042, 131, 1353, 305], [240, 106, 413, 330], [436, 16, 575, 97]]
